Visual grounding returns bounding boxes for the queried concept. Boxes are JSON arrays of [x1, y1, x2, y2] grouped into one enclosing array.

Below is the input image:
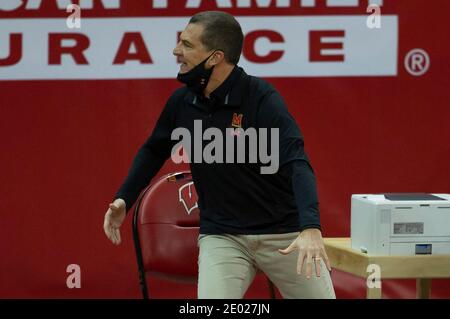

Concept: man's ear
[[210, 50, 225, 66]]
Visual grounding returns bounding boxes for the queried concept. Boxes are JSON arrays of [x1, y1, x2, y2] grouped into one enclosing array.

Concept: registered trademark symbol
[[404, 49, 430, 76]]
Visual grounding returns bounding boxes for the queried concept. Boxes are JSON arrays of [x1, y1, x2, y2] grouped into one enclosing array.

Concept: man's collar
[[209, 65, 241, 106], [184, 65, 247, 109]]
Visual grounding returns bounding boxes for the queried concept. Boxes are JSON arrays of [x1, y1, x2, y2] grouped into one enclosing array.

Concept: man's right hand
[[103, 198, 126, 245]]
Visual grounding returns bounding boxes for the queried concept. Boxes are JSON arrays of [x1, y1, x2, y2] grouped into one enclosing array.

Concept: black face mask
[[177, 51, 216, 95]]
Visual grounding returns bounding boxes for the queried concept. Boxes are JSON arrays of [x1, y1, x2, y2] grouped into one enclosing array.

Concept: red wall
[[1, 1, 449, 298]]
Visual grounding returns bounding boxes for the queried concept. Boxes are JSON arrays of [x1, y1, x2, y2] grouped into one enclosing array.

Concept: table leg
[[416, 279, 431, 299]]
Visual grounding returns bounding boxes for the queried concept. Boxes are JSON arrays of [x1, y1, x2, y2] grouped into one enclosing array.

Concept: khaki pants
[[197, 232, 336, 299]]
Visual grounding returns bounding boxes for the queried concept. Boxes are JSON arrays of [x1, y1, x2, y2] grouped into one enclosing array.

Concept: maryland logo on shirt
[[231, 113, 243, 128]]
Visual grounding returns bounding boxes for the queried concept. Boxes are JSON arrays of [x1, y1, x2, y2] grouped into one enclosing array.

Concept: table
[[324, 237, 450, 299]]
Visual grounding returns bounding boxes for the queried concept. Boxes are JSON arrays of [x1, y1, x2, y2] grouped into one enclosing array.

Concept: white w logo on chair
[[178, 182, 198, 215]]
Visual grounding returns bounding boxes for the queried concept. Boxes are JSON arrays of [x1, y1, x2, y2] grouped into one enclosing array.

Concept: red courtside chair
[[132, 171, 276, 299]]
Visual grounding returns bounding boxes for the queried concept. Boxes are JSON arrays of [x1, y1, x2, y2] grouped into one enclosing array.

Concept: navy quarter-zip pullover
[[115, 66, 321, 234]]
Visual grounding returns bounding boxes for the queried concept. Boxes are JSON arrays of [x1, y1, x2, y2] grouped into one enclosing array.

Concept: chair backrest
[[133, 171, 200, 298]]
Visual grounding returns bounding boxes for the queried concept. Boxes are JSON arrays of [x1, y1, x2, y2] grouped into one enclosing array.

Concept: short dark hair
[[189, 11, 244, 64]]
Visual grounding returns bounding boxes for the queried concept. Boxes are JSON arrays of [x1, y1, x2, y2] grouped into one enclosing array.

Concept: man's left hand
[[278, 228, 332, 279]]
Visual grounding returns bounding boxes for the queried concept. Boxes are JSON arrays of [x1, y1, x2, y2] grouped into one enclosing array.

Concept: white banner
[[0, 16, 398, 80]]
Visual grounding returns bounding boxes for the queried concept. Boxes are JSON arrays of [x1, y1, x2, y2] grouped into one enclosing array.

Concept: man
[[104, 11, 335, 299]]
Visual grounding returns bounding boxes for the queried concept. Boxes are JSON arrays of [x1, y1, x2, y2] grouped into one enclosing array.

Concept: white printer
[[351, 193, 450, 255]]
